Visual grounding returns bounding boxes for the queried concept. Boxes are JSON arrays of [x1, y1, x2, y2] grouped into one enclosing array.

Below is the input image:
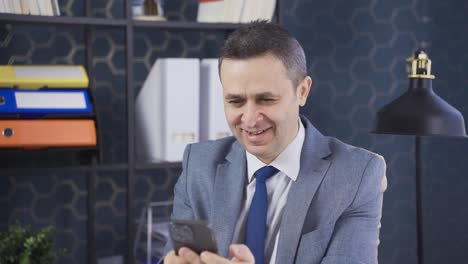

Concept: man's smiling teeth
[[245, 129, 267, 135]]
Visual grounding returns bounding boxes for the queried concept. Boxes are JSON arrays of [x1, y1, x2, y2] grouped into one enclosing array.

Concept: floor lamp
[[372, 50, 467, 264]]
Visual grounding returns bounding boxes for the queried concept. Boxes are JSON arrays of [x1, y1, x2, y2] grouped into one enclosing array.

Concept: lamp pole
[[415, 136, 424, 264]]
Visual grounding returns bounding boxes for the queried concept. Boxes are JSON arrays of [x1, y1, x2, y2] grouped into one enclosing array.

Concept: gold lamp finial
[[407, 50, 435, 79]]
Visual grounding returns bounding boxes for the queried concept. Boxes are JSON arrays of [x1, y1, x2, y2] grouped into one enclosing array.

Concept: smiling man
[[164, 20, 387, 264]]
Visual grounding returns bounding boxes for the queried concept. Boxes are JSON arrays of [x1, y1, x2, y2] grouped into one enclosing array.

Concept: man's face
[[220, 53, 311, 164]]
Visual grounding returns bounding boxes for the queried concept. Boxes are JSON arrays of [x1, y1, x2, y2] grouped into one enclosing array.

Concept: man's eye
[[260, 98, 275, 102]]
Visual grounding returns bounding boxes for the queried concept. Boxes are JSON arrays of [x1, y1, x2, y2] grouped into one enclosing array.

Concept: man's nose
[[241, 104, 259, 128]]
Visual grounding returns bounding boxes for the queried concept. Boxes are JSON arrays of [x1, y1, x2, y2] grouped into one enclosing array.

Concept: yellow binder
[[0, 65, 89, 89]]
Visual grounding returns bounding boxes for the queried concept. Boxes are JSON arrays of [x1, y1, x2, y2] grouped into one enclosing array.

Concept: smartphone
[[169, 219, 218, 255]]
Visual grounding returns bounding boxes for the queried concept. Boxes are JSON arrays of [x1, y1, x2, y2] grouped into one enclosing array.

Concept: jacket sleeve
[[321, 155, 387, 264], [162, 144, 195, 255]]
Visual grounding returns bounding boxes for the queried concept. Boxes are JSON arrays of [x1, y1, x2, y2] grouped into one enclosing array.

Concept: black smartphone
[[169, 219, 218, 255]]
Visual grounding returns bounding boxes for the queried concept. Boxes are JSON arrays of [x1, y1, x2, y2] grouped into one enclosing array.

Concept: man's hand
[[163, 244, 255, 264], [201, 244, 254, 264], [164, 247, 203, 264]]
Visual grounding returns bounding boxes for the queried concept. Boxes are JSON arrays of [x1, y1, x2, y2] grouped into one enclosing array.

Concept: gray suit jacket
[[168, 116, 387, 264]]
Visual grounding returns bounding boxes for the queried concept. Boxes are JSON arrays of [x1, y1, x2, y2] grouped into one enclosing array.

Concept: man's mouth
[[243, 127, 271, 136], [247, 129, 265, 135]]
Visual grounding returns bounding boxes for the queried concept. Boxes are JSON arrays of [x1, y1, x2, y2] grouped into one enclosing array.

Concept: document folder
[[0, 120, 97, 148], [0, 89, 92, 115], [200, 59, 231, 141], [0, 65, 89, 89], [135, 58, 199, 162]]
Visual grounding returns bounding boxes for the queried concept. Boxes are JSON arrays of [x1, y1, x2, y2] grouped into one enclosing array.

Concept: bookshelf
[[0, 0, 283, 263]]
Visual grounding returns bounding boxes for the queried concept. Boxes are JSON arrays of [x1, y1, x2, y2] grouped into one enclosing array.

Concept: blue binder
[[0, 88, 92, 115]]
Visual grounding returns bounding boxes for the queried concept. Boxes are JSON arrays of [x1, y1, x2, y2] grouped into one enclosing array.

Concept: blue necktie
[[246, 166, 279, 264]]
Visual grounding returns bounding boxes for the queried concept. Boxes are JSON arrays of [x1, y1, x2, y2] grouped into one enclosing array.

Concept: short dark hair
[[218, 20, 307, 88]]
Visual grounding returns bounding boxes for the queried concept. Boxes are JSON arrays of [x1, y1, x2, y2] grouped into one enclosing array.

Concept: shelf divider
[[132, 19, 240, 30], [0, 13, 242, 31], [0, 163, 129, 175], [0, 13, 127, 27], [125, 0, 136, 262]]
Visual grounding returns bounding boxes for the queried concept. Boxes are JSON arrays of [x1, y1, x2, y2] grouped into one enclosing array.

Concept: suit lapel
[[211, 142, 247, 257], [276, 117, 332, 264]]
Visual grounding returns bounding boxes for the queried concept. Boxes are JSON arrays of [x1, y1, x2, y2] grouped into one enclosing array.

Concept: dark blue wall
[[1, 0, 467, 263], [285, 1, 468, 263]]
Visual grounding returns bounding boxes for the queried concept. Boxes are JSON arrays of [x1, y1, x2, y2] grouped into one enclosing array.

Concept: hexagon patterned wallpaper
[[1, 172, 88, 263], [284, 1, 468, 264], [1, 0, 467, 264]]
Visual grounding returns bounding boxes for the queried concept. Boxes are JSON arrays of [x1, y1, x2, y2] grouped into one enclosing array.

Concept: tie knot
[[255, 166, 279, 183]]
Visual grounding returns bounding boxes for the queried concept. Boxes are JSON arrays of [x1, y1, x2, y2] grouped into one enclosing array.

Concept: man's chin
[[236, 137, 272, 156], [245, 146, 269, 158]]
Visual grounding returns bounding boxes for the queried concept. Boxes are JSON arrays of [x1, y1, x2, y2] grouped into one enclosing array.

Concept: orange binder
[[0, 120, 96, 148]]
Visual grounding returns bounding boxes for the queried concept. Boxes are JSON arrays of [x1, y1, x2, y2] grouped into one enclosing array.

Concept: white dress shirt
[[232, 119, 305, 264]]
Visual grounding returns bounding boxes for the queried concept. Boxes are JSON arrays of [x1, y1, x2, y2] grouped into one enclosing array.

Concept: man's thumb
[[230, 244, 255, 263]]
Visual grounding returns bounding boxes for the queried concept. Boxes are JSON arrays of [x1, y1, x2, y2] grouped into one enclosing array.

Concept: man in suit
[[164, 20, 387, 264]]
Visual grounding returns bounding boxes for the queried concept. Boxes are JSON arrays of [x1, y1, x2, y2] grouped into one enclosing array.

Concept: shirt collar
[[246, 118, 305, 183]]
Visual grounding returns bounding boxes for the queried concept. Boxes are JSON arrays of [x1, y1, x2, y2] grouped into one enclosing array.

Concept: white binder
[[197, 0, 224, 23], [200, 59, 232, 141], [223, 0, 245, 23], [239, 0, 276, 23], [136, 58, 200, 162]]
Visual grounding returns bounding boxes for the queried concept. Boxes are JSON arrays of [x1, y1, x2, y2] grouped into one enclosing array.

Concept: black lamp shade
[[373, 78, 467, 137]]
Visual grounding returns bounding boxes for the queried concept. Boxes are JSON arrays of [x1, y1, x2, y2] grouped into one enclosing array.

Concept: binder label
[[14, 67, 86, 79], [15, 91, 87, 109]]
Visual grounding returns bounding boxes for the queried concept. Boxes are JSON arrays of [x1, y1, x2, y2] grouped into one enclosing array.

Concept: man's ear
[[297, 76, 312, 106]]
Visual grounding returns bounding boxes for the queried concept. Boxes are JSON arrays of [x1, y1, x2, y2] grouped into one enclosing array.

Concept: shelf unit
[[0, 0, 284, 263]]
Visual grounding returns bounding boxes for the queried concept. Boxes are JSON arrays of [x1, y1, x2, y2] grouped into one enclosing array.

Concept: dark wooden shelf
[[132, 19, 241, 30], [0, 13, 127, 27], [0, 163, 128, 175], [0, 13, 241, 31]]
